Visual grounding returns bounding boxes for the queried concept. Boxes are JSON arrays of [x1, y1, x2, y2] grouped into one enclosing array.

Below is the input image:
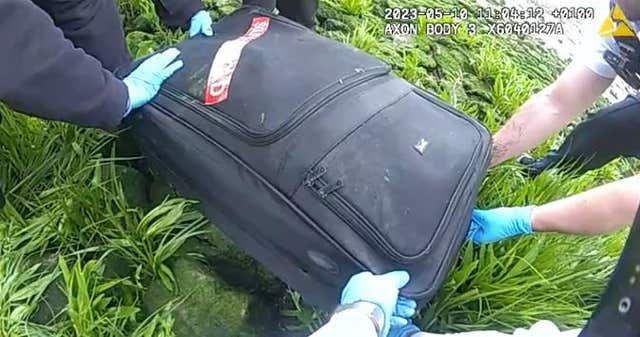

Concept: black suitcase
[[123, 6, 491, 309]]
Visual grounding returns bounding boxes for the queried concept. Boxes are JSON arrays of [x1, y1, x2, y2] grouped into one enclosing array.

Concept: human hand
[[388, 323, 421, 337], [341, 271, 412, 337], [189, 10, 214, 37], [391, 297, 418, 327], [518, 153, 563, 178], [123, 48, 183, 115], [467, 207, 535, 244]]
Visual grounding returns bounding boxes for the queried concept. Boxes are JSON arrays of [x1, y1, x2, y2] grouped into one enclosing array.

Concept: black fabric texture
[[0, 0, 128, 129], [580, 206, 640, 337], [152, 0, 203, 29], [32, 0, 131, 71], [121, 6, 491, 309], [242, 0, 318, 28], [276, 0, 318, 28], [524, 95, 640, 176]]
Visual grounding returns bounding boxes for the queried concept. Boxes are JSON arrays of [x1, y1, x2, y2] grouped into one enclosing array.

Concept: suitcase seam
[[150, 104, 368, 270], [291, 89, 413, 197]]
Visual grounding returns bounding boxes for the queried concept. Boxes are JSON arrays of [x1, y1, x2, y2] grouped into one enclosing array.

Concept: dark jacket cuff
[[97, 78, 129, 130], [154, 0, 204, 29]]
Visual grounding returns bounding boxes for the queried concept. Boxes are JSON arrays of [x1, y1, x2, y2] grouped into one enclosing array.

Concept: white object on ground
[[309, 309, 378, 337], [413, 321, 581, 337]]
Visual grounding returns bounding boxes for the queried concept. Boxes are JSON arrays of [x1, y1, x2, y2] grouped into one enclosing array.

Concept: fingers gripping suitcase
[[123, 6, 491, 309]]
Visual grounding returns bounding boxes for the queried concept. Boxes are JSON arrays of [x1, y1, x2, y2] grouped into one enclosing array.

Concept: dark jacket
[[153, 0, 204, 29], [0, 0, 128, 129], [0, 0, 202, 129]]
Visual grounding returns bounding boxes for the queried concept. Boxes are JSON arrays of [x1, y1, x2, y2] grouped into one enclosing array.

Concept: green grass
[[0, 110, 203, 336], [0, 253, 58, 336], [0, 0, 635, 336]]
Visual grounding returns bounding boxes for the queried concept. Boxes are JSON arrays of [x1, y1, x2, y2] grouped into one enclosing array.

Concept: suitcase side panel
[[130, 105, 365, 310], [291, 88, 491, 298]]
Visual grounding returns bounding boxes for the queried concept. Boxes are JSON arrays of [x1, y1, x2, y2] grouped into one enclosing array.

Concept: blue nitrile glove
[[467, 206, 535, 245], [189, 10, 214, 37], [123, 48, 184, 116], [389, 323, 421, 337], [391, 297, 418, 327], [341, 271, 412, 337]]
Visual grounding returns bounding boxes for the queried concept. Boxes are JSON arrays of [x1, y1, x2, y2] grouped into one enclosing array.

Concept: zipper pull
[[304, 166, 327, 187], [318, 179, 344, 199]]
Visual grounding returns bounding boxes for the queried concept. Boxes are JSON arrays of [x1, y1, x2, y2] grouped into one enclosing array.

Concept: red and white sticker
[[204, 17, 271, 105]]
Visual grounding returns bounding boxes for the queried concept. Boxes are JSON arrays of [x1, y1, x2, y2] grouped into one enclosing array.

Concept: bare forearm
[[490, 91, 574, 166], [490, 66, 613, 167], [532, 175, 640, 234]]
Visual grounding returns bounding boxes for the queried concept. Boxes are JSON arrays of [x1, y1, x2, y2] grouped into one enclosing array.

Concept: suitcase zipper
[[159, 66, 390, 146], [304, 166, 409, 263], [143, 106, 368, 272], [304, 137, 489, 264], [297, 90, 491, 265]]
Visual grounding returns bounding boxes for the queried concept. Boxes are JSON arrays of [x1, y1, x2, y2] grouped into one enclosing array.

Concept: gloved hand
[[518, 153, 563, 178], [189, 10, 214, 37], [341, 271, 414, 337], [388, 323, 421, 337], [392, 297, 418, 327], [467, 206, 535, 245], [123, 48, 184, 115]]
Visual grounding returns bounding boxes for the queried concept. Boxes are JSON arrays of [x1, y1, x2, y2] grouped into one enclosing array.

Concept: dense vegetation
[[0, 0, 634, 336]]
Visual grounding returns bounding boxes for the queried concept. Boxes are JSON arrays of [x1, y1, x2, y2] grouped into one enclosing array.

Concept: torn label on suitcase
[[204, 17, 271, 105]]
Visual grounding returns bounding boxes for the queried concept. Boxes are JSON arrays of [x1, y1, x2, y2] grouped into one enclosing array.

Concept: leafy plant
[[0, 0, 634, 336], [336, 0, 373, 16], [281, 291, 326, 333], [342, 20, 379, 53], [103, 199, 208, 291], [58, 255, 138, 337], [130, 302, 177, 337], [423, 236, 621, 332], [0, 253, 57, 336]]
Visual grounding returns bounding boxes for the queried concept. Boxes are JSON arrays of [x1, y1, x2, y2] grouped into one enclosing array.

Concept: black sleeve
[[152, 0, 204, 29], [31, 0, 131, 72], [243, 0, 276, 10], [0, 0, 128, 129]]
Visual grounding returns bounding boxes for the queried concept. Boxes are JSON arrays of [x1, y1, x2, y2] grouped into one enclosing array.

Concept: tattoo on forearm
[[490, 121, 525, 165], [490, 142, 508, 165]]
